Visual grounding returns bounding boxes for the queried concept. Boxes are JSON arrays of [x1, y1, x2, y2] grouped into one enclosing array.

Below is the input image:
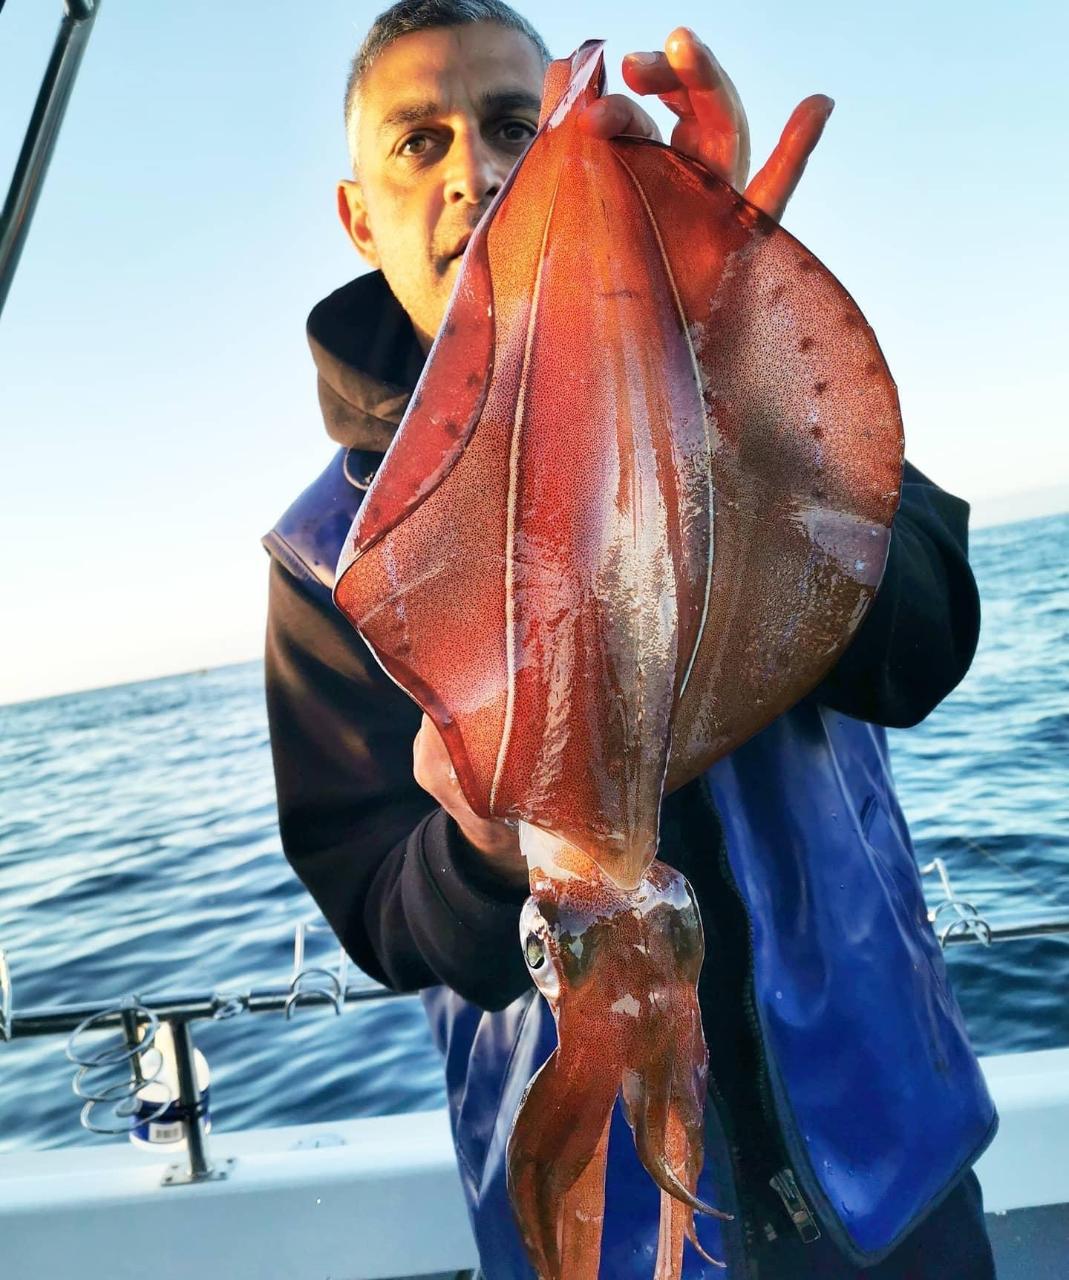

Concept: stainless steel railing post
[[169, 1019, 213, 1181], [120, 1003, 146, 1087]]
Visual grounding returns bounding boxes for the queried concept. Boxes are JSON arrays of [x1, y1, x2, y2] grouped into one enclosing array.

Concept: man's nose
[[443, 129, 504, 206]]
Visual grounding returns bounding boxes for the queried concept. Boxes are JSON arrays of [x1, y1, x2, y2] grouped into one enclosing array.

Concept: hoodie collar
[[306, 271, 425, 452]]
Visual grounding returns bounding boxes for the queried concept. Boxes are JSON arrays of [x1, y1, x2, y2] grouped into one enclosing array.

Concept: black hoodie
[[264, 266, 980, 1011]]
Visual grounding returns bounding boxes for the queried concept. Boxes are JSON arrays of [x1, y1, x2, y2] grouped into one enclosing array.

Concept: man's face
[[339, 23, 546, 350]]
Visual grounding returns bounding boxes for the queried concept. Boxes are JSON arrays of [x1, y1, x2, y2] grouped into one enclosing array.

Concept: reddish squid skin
[[334, 39, 903, 1280], [510, 847, 730, 1278], [335, 40, 902, 887]]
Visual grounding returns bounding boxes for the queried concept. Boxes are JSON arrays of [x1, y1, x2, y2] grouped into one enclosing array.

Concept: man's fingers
[[577, 94, 662, 142], [413, 714, 523, 867], [413, 712, 460, 799], [743, 95, 834, 223], [663, 27, 750, 187], [621, 32, 749, 187], [622, 54, 693, 122], [622, 50, 684, 97], [596, 38, 829, 221]]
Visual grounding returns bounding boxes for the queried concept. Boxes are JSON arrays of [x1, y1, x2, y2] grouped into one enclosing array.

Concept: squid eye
[[524, 932, 546, 969], [519, 900, 560, 1001]]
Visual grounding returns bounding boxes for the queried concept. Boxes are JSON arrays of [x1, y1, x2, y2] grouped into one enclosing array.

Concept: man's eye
[[399, 133, 431, 157], [496, 119, 537, 146]]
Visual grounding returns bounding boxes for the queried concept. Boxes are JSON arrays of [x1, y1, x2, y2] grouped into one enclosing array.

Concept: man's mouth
[[435, 230, 477, 278], [449, 232, 472, 261]]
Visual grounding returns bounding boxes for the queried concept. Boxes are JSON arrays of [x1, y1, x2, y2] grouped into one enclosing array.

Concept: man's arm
[[264, 559, 530, 1009], [815, 461, 981, 726]]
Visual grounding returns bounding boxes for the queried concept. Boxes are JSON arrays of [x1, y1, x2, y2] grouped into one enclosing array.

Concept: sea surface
[[1, 513, 1066, 1152]]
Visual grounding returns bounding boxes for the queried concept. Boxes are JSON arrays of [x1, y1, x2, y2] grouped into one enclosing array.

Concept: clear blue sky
[[1, 1, 1066, 703]]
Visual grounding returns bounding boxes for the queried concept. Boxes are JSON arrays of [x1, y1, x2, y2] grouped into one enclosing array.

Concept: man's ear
[[337, 179, 380, 267]]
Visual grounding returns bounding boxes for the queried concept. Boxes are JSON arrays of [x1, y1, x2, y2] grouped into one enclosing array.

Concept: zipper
[[696, 781, 823, 1246], [705, 1066, 793, 1262], [769, 1168, 822, 1243], [705, 789, 782, 1143]]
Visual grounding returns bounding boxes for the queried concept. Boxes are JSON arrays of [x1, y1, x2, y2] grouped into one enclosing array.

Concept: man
[[264, 3, 997, 1276]]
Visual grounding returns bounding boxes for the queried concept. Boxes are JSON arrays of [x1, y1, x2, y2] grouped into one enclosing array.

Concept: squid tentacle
[[622, 1063, 730, 1221], [507, 1048, 621, 1279], [653, 1186, 686, 1280], [622, 1039, 731, 1272], [556, 1105, 613, 1280]]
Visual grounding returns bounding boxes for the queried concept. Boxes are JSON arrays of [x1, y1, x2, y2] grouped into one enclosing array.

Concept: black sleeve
[[264, 559, 531, 1010], [815, 461, 981, 728]]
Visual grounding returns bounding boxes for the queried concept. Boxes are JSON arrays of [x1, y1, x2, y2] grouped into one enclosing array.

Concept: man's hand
[[413, 713, 529, 889], [578, 27, 833, 224]]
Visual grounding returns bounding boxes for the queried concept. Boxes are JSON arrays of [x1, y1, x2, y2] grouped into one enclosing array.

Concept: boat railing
[[0, 917, 409, 1186], [921, 856, 1069, 948], [2, 883, 1068, 1189]]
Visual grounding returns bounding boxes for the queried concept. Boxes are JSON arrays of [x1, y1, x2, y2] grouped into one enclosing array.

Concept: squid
[[335, 40, 903, 1280]]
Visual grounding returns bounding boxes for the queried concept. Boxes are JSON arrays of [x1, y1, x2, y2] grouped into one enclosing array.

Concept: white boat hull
[[4, 1049, 1067, 1279]]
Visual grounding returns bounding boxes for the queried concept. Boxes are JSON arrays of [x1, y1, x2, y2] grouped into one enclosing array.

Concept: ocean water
[[0, 512, 1066, 1152]]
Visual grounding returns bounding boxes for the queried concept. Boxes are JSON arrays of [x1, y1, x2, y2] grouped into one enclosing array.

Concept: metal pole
[[943, 918, 1069, 946], [0, 1, 101, 318], [120, 1003, 146, 1087], [170, 1019, 212, 1180], [6, 980, 406, 1038]]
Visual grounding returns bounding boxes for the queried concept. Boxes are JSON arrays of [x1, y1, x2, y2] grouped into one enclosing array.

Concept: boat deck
[[986, 1204, 1069, 1279]]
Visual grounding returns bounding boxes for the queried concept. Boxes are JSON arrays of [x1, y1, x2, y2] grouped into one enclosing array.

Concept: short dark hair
[[344, 0, 551, 165]]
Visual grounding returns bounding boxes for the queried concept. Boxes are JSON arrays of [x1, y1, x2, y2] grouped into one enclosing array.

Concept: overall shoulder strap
[[262, 448, 382, 604]]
